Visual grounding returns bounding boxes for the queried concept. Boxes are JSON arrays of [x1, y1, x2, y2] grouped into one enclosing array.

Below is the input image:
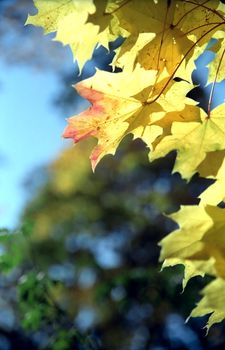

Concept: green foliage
[[19, 272, 54, 331], [0, 228, 24, 272]]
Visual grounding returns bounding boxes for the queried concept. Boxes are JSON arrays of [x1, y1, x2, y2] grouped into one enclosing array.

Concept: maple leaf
[[206, 30, 225, 84], [160, 205, 225, 284], [25, 0, 124, 71], [112, 0, 191, 75], [154, 104, 201, 141], [197, 150, 225, 205], [150, 103, 225, 180], [113, 0, 225, 76], [173, 1, 225, 84], [162, 257, 216, 291], [63, 66, 195, 170], [173, 0, 225, 44], [63, 66, 159, 170], [189, 278, 225, 331]]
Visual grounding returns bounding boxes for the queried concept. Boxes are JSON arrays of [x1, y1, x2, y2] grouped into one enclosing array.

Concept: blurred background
[[1, 0, 225, 349]]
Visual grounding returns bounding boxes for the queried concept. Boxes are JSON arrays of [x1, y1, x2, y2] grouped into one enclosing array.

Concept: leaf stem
[[207, 47, 225, 116]]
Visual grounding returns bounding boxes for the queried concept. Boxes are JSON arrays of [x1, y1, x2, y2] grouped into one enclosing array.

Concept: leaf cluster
[[26, 0, 225, 331]]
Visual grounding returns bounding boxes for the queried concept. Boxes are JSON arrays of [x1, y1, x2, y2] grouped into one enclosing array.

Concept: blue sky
[[0, 17, 103, 229], [0, 61, 71, 228]]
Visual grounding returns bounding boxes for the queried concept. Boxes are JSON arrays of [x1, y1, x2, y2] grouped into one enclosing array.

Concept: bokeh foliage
[[0, 137, 222, 349]]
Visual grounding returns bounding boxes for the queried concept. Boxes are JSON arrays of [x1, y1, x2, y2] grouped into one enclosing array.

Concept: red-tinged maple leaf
[[63, 67, 195, 170], [62, 67, 165, 170]]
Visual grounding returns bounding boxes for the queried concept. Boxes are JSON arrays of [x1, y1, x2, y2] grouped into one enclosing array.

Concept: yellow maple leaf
[[151, 103, 225, 180], [25, 0, 124, 71], [189, 278, 225, 332], [207, 30, 225, 84], [113, 0, 225, 77], [198, 150, 225, 205], [176, 1, 225, 84], [113, 0, 191, 75], [63, 65, 195, 170], [160, 204, 225, 284], [162, 257, 216, 291], [173, 0, 225, 44], [154, 104, 201, 141]]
